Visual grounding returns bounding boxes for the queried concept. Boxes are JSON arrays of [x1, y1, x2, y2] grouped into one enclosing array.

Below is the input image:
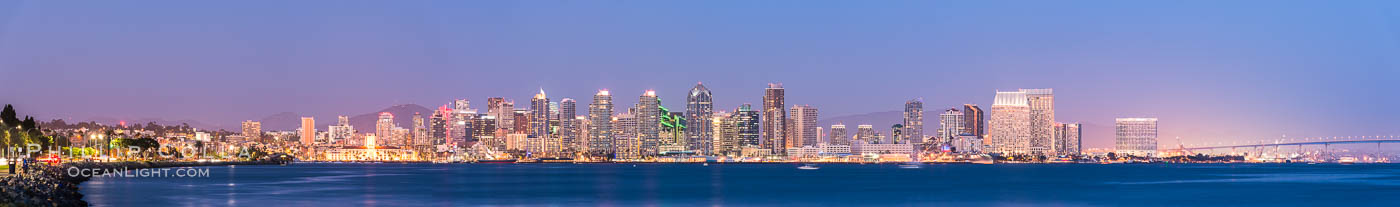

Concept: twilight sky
[[1, 1, 1398, 148]]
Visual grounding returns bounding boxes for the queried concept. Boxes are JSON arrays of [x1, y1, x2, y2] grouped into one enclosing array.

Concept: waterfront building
[[242, 120, 261, 143], [300, 117, 315, 145], [686, 83, 714, 154], [559, 98, 578, 151], [636, 90, 662, 156], [851, 142, 914, 160], [733, 104, 761, 149], [531, 89, 551, 139], [989, 91, 1031, 155], [1115, 118, 1157, 157], [1054, 123, 1083, 156], [953, 133, 984, 153], [829, 124, 848, 146], [938, 108, 964, 145], [587, 89, 614, 154], [856, 124, 876, 144], [659, 109, 686, 153], [785, 146, 822, 159], [712, 111, 733, 156], [1023, 88, 1055, 155], [762, 83, 787, 155], [963, 104, 985, 137], [375, 112, 395, 142], [430, 107, 448, 145], [904, 98, 924, 145], [614, 112, 639, 159], [789, 105, 818, 147], [819, 143, 852, 155], [506, 133, 529, 151], [329, 116, 354, 145], [512, 110, 530, 134]]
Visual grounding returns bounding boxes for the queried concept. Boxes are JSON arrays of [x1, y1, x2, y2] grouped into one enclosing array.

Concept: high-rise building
[[241, 120, 261, 143], [474, 116, 499, 150], [938, 108, 964, 144], [733, 104, 761, 150], [488, 98, 514, 132], [1115, 118, 1157, 157], [962, 104, 985, 137], [328, 116, 354, 145], [829, 124, 848, 146], [686, 83, 713, 154], [789, 105, 818, 147], [588, 90, 614, 154], [375, 112, 395, 142], [614, 112, 639, 159], [1054, 123, 1082, 156], [300, 117, 315, 145], [903, 98, 924, 144], [412, 112, 427, 146], [856, 124, 876, 144], [712, 111, 734, 156], [636, 90, 662, 156], [430, 106, 448, 145], [890, 124, 905, 144], [559, 98, 578, 151], [513, 110, 530, 134], [1023, 89, 1055, 155], [989, 91, 1031, 155], [762, 83, 787, 154], [531, 89, 551, 139], [659, 109, 686, 153]]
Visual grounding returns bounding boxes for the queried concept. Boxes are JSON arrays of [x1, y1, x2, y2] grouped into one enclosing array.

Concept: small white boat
[[898, 163, 921, 169], [798, 164, 820, 170], [703, 163, 709, 166]]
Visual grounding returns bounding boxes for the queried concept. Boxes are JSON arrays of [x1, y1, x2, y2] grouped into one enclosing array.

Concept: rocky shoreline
[[1, 161, 274, 206]]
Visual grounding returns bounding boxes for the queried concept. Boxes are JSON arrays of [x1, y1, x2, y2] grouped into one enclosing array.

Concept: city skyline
[[3, 1, 1399, 149]]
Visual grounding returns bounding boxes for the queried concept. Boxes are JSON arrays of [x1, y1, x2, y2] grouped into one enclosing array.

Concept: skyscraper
[[733, 104, 761, 149], [1115, 118, 1157, 157], [242, 120, 261, 142], [559, 98, 578, 151], [762, 83, 787, 154], [938, 108, 964, 144], [329, 115, 354, 145], [989, 91, 1030, 155], [300, 117, 315, 145], [430, 106, 448, 145], [890, 124, 904, 144], [789, 105, 818, 147], [829, 124, 848, 146], [1022, 88, 1055, 155], [712, 111, 733, 156], [1054, 123, 1082, 156], [588, 89, 614, 154], [962, 104, 985, 137], [856, 124, 876, 144], [614, 112, 639, 159], [686, 83, 714, 155], [636, 90, 662, 156], [530, 89, 551, 139], [375, 112, 395, 141], [903, 98, 924, 144], [412, 112, 427, 145]]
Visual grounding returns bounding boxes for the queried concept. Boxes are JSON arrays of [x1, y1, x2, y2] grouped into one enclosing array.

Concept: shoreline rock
[[1, 161, 274, 206]]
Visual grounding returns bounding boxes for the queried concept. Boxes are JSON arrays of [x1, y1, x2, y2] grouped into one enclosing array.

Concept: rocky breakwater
[[1, 161, 273, 206]]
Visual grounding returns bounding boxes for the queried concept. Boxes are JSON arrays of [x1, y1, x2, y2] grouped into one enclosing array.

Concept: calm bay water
[[80, 163, 1400, 206]]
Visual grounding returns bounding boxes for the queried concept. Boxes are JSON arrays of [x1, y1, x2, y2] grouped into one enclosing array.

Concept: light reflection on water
[[80, 163, 1400, 206]]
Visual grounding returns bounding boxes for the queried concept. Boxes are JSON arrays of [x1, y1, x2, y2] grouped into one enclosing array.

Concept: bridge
[[1178, 136, 1400, 151]]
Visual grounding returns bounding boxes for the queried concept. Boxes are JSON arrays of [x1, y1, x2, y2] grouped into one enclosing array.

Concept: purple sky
[[2, 1, 1398, 148]]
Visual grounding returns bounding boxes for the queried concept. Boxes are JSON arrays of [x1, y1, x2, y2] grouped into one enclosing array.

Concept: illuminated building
[[430, 106, 448, 145], [938, 108, 964, 144], [1023, 88, 1055, 155], [686, 83, 713, 155], [762, 83, 787, 155], [990, 91, 1031, 155], [1054, 123, 1082, 156], [241, 120, 261, 143], [588, 89, 614, 154], [856, 124, 876, 144], [1115, 118, 1157, 157], [530, 89, 551, 139], [890, 124, 904, 144], [329, 116, 354, 145], [733, 104, 760, 150], [659, 108, 686, 154], [300, 117, 315, 145], [512, 110, 529, 134], [852, 142, 914, 161], [614, 112, 639, 159], [412, 112, 428, 146], [487, 97, 511, 132], [962, 104, 985, 138], [903, 98, 924, 144], [712, 111, 733, 156], [789, 105, 818, 147], [473, 115, 499, 150], [828, 124, 848, 146], [375, 112, 395, 142], [636, 90, 662, 156], [559, 98, 578, 151]]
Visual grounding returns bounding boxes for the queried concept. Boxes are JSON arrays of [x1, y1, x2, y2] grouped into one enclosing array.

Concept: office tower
[[659, 109, 685, 153], [1022, 88, 1055, 155], [1054, 123, 1082, 156], [789, 105, 818, 147], [375, 112, 395, 141], [242, 120, 261, 142], [454, 110, 477, 148], [412, 112, 427, 145], [1115, 118, 1157, 157], [939, 108, 964, 144], [962, 104, 985, 137], [636, 90, 662, 156], [829, 124, 848, 146], [856, 124, 876, 144], [686, 83, 713, 154], [430, 106, 448, 145], [989, 91, 1031, 155], [559, 98, 577, 151], [733, 104, 761, 148], [328, 118, 354, 145], [614, 112, 638, 159], [530, 89, 551, 138], [890, 124, 905, 144], [474, 116, 499, 150], [300, 117, 314, 145], [712, 111, 733, 156], [490, 98, 515, 132], [762, 83, 787, 154], [338, 115, 349, 126], [903, 98, 924, 144], [588, 89, 614, 154], [513, 110, 530, 134]]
